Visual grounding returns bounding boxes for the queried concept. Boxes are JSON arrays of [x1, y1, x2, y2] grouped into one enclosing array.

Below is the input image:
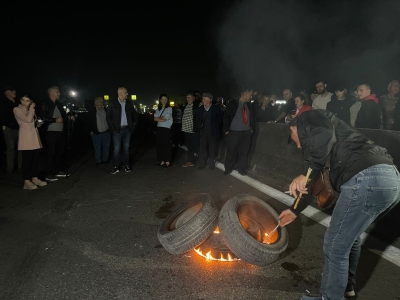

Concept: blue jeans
[[92, 132, 111, 163], [320, 164, 400, 300], [112, 127, 131, 167]]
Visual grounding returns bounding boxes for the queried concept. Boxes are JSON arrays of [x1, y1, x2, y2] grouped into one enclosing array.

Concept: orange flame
[[194, 247, 240, 262], [263, 233, 271, 244], [213, 226, 220, 234]]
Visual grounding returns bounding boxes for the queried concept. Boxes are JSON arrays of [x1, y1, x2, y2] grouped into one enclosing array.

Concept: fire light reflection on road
[[193, 226, 240, 262]]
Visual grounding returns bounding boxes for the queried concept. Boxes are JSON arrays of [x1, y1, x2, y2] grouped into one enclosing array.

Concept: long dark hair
[[294, 94, 306, 105], [158, 94, 170, 110], [19, 93, 33, 108], [19, 92, 32, 101]]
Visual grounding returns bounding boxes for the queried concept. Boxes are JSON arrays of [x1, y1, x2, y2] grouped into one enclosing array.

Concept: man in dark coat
[[106, 87, 137, 174], [38, 86, 69, 181], [87, 97, 110, 165], [223, 87, 255, 175], [354, 84, 381, 129], [0, 86, 21, 173], [196, 93, 222, 170]]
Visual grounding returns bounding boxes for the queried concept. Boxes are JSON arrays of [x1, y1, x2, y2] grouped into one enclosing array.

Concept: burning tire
[[157, 193, 219, 255], [218, 194, 288, 266]]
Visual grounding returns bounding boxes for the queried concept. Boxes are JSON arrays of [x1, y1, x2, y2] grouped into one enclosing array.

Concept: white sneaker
[[24, 181, 38, 190], [32, 178, 48, 186]]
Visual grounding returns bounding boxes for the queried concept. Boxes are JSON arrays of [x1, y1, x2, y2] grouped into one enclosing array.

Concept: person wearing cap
[[223, 87, 255, 175], [349, 86, 362, 128], [196, 93, 222, 170], [0, 86, 22, 173], [310, 90, 319, 103], [280, 109, 400, 300], [326, 85, 354, 126]]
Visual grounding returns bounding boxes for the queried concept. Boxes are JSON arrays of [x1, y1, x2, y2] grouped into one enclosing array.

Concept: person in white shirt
[[154, 94, 173, 168], [312, 81, 333, 110]]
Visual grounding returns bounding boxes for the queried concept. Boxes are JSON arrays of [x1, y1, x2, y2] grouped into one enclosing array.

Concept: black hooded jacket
[[290, 110, 393, 215]]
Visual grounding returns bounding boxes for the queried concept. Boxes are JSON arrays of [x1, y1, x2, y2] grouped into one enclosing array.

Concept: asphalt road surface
[[1, 129, 399, 300]]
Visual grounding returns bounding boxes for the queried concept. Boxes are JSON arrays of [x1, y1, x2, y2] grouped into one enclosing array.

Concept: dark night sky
[[2, 0, 400, 106]]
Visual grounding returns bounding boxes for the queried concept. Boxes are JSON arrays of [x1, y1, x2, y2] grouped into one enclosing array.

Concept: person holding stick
[[279, 109, 400, 300]]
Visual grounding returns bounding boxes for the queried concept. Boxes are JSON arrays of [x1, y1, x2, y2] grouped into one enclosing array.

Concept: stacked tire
[[157, 194, 289, 266]]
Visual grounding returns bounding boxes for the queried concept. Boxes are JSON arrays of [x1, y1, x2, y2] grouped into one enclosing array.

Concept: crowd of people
[[1, 79, 399, 187], [156, 79, 399, 178], [0, 86, 74, 189], [249, 79, 400, 131]]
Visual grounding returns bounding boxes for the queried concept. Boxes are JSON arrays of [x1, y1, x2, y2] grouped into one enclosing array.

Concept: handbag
[[311, 113, 340, 209], [310, 167, 338, 209]]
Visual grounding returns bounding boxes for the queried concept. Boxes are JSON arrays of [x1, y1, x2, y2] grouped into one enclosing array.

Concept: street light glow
[[69, 90, 77, 97]]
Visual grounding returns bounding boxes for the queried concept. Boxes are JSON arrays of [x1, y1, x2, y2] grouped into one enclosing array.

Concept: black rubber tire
[[218, 194, 289, 266], [157, 193, 219, 255]]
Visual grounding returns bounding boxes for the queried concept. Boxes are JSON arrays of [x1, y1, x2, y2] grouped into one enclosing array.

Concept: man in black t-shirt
[[326, 85, 354, 125]]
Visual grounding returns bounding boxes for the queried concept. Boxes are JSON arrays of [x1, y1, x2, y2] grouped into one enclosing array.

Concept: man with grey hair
[[38, 86, 69, 181], [88, 97, 110, 165], [380, 80, 399, 130]]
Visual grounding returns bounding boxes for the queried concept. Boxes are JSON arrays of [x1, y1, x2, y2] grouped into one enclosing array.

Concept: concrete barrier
[[249, 123, 400, 181]]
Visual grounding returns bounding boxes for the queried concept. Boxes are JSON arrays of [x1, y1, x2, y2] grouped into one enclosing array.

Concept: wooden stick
[[293, 167, 313, 209]]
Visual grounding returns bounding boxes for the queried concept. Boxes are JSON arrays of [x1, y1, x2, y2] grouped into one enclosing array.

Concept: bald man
[[268, 88, 295, 123], [106, 87, 138, 174]]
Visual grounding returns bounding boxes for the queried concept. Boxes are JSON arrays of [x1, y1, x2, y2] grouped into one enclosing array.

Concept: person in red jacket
[[285, 94, 312, 123], [354, 84, 381, 129]]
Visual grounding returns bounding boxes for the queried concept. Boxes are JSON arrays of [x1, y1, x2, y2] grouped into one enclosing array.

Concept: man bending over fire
[[279, 109, 400, 300]]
